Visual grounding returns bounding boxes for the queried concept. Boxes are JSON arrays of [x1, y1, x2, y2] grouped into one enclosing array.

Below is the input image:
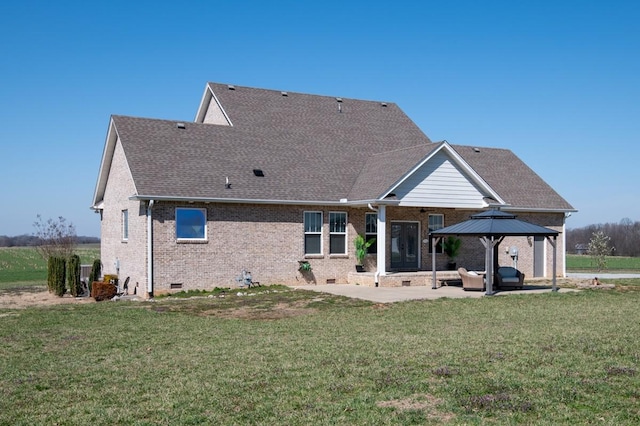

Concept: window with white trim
[[176, 208, 207, 240], [122, 209, 129, 241], [365, 212, 377, 254], [304, 211, 322, 255], [329, 212, 347, 254], [428, 214, 444, 254]]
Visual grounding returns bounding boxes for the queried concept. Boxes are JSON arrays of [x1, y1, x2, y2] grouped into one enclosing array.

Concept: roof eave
[[500, 206, 578, 214], [129, 195, 402, 207], [91, 117, 118, 208]]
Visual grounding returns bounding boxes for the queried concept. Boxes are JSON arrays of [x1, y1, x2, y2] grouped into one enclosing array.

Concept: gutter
[[147, 200, 155, 298], [129, 195, 401, 207]]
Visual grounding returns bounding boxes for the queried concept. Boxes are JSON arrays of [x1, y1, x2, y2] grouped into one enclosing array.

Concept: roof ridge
[[207, 82, 396, 106], [368, 141, 436, 158]]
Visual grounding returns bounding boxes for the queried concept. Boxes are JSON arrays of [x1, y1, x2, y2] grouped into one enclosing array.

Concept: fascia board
[[91, 118, 118, 209], [194, 85, 212, 123], [501, 206, 579, 214]]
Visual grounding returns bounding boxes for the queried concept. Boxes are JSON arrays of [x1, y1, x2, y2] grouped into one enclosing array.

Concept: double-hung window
[[176, 208, 207, 240], [329, 212, 347, 254], [365, 212, 377, 254], [304, 211, 322, 255], [428, 214, 444, 254], [122, 209, 129, 241]]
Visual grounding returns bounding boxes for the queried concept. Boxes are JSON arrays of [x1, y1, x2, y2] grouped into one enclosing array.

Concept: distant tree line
[[567, 218, 640, 257], [0, 234, 99, 247]]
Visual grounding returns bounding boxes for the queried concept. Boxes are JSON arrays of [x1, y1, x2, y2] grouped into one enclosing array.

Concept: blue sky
[[1, 0, 638, 237]]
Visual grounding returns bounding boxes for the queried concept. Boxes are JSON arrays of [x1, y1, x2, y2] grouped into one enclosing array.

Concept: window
[[304, 211, 322, 254], [329, 212, 347, 254], [365, 212, 377, 254], [428, 214, 444, 253], [122, 210, 129, 241], [176, 208, 207, 240]]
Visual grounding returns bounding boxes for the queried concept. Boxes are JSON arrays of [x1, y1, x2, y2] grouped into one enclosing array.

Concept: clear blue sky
[[1, 1, 638, 237]]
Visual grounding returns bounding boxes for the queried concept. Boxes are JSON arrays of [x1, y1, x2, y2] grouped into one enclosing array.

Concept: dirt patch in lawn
[[377, 393, 455, 421], [0, 286, 95, 309]]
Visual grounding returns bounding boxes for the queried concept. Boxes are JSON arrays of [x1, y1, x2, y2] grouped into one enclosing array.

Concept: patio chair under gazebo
[[429, 209, 559, 295]]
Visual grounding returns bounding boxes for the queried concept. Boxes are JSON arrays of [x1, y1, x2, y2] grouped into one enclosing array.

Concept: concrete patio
[[293, 283, 579, 303]]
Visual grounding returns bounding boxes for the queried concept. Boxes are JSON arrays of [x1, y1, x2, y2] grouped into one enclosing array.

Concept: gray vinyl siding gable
[[395, 151, 488, 208]]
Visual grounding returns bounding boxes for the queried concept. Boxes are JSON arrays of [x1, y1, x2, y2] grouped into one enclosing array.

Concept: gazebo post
[[431, 236, 441, 289], [480, 237, 493, 295]]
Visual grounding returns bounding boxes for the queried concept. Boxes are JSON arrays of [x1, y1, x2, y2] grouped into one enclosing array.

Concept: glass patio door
[[390, 222, 419, 271]]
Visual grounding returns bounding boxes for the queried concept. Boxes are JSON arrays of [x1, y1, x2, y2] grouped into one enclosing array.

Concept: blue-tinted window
[[176, 208, 207, 240]]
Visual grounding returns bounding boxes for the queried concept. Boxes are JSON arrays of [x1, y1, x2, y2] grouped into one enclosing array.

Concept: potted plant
[[354, 234, 375, 272], [298, 260, 312, 273], [442, 236, 461, 270]]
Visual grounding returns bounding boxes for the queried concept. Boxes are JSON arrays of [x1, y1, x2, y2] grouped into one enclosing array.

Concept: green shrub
[[47, 256, 66, 297], [88, 259, 102, 283], [67, 254, 81, 297]]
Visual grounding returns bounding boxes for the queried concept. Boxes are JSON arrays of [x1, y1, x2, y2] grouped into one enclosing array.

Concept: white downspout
[[147, 200, 155, 298], [373, 204, 387, 285]]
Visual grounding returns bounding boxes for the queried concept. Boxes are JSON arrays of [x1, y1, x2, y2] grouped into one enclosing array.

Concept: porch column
[[548, 235, 558, 291], [376, 205, 387, 279]]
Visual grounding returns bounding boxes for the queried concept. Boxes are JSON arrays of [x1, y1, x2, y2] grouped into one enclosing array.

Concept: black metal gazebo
[[429, 210, 560, 295]]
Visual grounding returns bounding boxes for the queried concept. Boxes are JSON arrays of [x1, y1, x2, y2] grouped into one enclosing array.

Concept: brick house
[[92, 83, 575, 296]]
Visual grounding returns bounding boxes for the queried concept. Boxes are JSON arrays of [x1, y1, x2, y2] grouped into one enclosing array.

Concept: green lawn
[[567, 254, 640, 272], [1, 286, 639, 424], [0, 245, 100, 285]]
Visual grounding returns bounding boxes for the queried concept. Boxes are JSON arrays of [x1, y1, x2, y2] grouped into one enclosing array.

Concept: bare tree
[[32, 215, 77, 260]]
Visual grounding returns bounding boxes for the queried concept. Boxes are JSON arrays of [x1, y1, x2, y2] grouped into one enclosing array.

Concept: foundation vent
[[326, 278, 336, 284], [170, 283, 183, 290]]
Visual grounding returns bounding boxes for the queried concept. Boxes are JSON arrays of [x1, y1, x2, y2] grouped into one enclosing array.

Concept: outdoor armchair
[[495, 266, 525, 290], [458, 267, 485, 291]]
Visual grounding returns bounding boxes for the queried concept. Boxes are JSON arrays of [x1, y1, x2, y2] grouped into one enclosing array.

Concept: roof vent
[[253, 169, 264, 177], [473, 147, 481, 152], [176, 122, 186, 129], [281, 91, 288, 97], [381, 102, 388, 107], [227, 85, 235, 90]]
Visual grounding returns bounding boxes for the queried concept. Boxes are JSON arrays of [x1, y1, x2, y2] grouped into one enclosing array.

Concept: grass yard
[[0, 245, 100, 287], [566, 254, 640, 272], [1, 285, 639, 424]]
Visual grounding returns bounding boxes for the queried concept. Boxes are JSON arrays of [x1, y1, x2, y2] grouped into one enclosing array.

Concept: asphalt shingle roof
[[107, 83, 574, 211]]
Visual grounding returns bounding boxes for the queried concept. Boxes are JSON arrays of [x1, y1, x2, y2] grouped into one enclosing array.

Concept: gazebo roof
[[430, 209, 559, 237]]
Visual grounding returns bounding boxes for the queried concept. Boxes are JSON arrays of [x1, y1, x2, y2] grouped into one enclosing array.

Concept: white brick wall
[[100, 138, 148, 296]]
